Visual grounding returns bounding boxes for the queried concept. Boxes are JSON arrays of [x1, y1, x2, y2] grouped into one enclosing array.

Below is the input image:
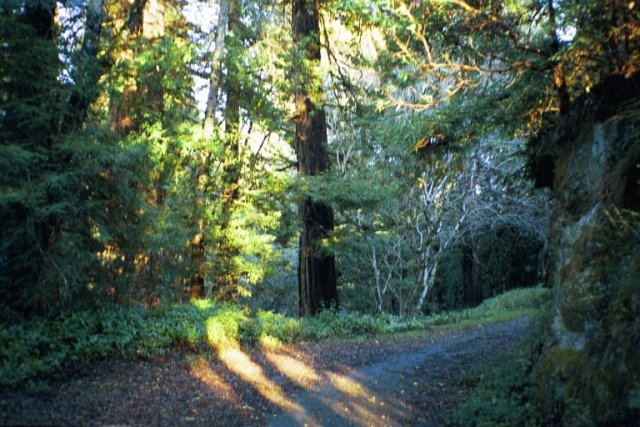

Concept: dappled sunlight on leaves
[[191, 299, 215, 310]]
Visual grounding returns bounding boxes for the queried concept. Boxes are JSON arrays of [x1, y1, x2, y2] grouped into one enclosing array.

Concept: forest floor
[[0, 316, 533, 426]]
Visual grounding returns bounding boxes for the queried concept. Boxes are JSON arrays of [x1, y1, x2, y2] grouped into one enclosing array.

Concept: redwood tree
[[214, 0, 242, 300], [292, 0, 337, 316]]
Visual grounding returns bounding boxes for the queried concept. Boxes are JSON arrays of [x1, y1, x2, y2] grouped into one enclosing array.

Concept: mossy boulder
[[533, 74, 640, 425]]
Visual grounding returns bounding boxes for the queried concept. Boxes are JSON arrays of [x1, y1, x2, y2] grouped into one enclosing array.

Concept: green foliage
[[0, 3, 71, 312], [0, 1, 201, 312], [455, 302, 559, 427], [0, 301, 220, 388], [455, 316, 548, 427], [418, 286, 550, 328], [1, 1, 634, 422], [459, 210, 640, 426], [471, 286, 550, 315], [256, 309, 302, 342], [322, 96, 548, 314], [0, 287, 549, 388], [239, 247, 298, 316]]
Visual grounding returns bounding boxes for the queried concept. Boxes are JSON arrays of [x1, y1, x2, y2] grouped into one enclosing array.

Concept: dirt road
[[268, 317, 532, 426]]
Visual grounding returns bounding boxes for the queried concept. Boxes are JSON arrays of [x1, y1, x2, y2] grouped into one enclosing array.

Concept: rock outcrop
[[531, 74, 640, 424]]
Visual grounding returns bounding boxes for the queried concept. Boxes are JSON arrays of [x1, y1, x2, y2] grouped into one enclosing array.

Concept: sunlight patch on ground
[[189, 335, 406, 426], [320, 372, 386, 425], [331, 400, 382, 426], [216, 346, 311, 423], [326, 371, 369, 399], [188, 342, 412, 426], [264, 351, 321, 388], [189, 357, 239, 404]]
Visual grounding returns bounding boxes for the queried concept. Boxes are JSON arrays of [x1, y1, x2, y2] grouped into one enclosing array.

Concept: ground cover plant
[[454, 307, 552, 427]]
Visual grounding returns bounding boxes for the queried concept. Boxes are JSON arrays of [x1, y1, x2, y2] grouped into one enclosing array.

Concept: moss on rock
[[532, 74, 640, 425]]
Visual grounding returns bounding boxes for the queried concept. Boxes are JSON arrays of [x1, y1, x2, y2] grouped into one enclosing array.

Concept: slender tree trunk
[[190, 0, 232, 300], [189, 232, 205, 300], [415, 261, 437, 312], [213, 0, 242, 300], [203, 0, 231, 137], [292, 0, 338, 316]]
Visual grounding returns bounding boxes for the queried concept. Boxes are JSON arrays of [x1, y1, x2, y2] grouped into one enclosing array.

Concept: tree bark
[[213, 0, 242, 300], [190, 0, 232, 300], [109, 0, 146, 135], [299, 198, 337, 315], [203, 0, 231, 137], [415, 261, 437, 313], [293, 0, 338, 316]]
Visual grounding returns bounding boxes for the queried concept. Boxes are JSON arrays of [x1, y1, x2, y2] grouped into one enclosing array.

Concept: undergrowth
[[0, 286, 549, 388], [454, 302, 552, 427]]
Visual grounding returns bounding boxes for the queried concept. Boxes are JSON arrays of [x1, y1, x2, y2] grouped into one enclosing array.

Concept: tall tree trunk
[[203, 0, 231, 137], [292, 0, 338, 316], [214, 0, 242, 300], [191, 0, 232, 299], [107, 0, 166, 301], [109, 0, 146, 135]]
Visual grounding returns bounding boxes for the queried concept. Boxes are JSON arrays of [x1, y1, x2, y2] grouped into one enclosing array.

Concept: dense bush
[[0, 302, 218, 388]]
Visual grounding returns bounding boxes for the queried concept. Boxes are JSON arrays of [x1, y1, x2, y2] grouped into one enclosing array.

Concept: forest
[[1, 0, 639, 425]]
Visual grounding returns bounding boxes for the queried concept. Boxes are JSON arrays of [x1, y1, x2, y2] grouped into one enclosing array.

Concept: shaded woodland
[[1, 0, 639, 424]]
